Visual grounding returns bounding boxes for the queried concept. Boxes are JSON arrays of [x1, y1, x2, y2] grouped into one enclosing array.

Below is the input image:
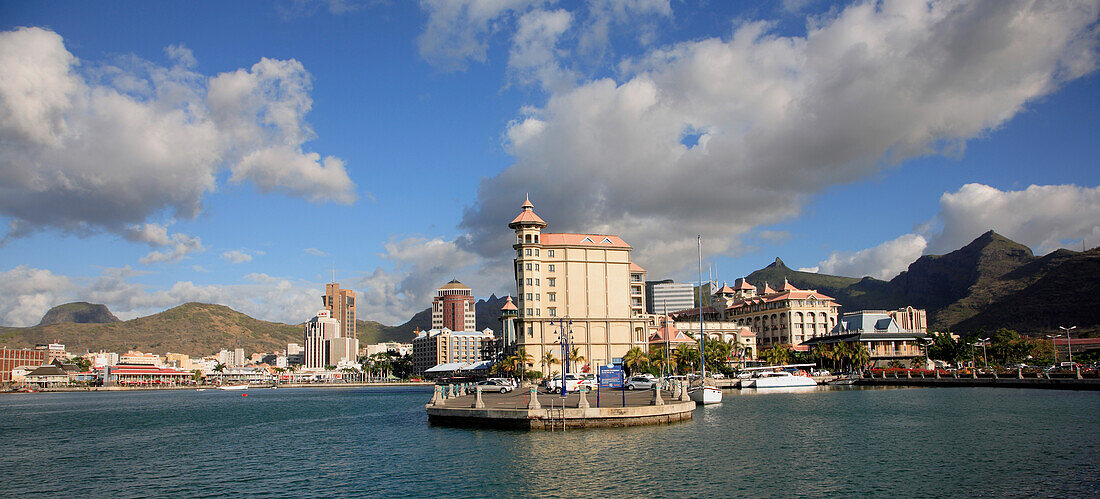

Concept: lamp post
[[1060, 326, 1077, 365], [979, 337, 990, 368], [1046, 334, 1062, 367], [558, 318, 573, 398], [919, 338, 934, 371]]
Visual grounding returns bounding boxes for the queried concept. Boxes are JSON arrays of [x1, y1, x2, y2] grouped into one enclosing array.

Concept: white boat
[[748, 371, 817, 388], [690, 235, 723, 405], [688, 384, 723, 404], [218, 384, 248, 390]]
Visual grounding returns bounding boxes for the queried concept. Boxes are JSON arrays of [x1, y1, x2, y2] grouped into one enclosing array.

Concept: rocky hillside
[[38, 302, 120, 326], [744, 231, 1098, 334]]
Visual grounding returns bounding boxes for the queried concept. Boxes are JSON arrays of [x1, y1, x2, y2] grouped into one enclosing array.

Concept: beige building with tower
[[509, 196, 649, 369], [324, 282, 356, 341]]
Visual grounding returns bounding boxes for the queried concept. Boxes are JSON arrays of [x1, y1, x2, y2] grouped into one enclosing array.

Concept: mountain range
[[1, 231, 1095, 355], [743, 231, 1099, 334]]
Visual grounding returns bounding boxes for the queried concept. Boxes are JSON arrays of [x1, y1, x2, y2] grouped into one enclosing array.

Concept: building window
[[526, 293, 533, 300], [548, 292, 556, 302], [535, 278, 540, 285], [535, 293, 540, 301], [534, 264, 539, 271], [548, 264, 555, 272], [527, 326, 533, 336], [525, 249, 532, 256], [525, 263, 532, 271], [525, 278, 532, 285], [548, 250, 555, 257], [548, 278, 556, 287], [534, 249, 539, 256], [549, 308, 557, 317], [535, 309, 541, 316]]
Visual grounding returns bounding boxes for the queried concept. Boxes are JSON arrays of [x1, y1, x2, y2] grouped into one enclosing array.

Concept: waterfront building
[[120, 351, 162, 367], [509, 196, 650, 369], [679, 278, 840, 350], [432, 279, 477, 331], [303, 309, 358, 368], [364, 342, 413, 357], [34, 343, 68, 362], [802, 310, 930, 367], [165, 353, 192, 370], [324, 282, 357, 341], [645, 280, 695, 314], [105, 364, 192, 385], [890, 306, 928, 332], [0, 347, 48, 384], [670, 320, 758, 362], [87, 351, 119, 368], [23, 364, 71, 386], [412, 328, 495, 375]]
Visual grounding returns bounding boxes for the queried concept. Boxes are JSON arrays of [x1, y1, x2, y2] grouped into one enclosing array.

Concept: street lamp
[[918, 338, 934, 370], [1060, 326, 1077, 365], [979, 338, 990, 368], [1046, 334, 1062, 367], [558, 318, 573, 398]]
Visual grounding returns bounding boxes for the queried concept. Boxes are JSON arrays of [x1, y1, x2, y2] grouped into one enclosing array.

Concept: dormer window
[[601, 237, 613, 244], [581, 236, 594, 243]]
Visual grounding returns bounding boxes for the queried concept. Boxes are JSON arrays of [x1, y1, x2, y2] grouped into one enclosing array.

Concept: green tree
[[213, 363, 226, 373], [622, 347, 648, 376], [910, 356, 926, 369], [763, 345, 791, 366], [672, 344, 699, 374], [541, 351, 559, 379], [851, 343, 871, 371], [569, 346, 587, 373]]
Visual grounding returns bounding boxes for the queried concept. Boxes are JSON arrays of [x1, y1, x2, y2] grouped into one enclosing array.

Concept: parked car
[[624, 376, 658, 390], [487, 377, 517, 387], [811, 369, 831, 377], [546, 373, 595, 393], [475, 379, 514, 393]]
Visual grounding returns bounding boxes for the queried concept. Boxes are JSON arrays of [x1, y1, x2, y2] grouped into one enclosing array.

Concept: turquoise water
[[1, 386, 1096, 497]]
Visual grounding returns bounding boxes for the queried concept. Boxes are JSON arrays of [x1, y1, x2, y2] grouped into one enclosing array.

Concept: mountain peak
[[38, 302, 119, 326], [768, 257, 787, 269]]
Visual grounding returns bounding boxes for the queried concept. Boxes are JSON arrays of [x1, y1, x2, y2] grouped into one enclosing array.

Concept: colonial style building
[[802, 310, 930, 368], [509, 196, 650, 369], [675, 277, 839, 350], [431, 279, 476, 331]]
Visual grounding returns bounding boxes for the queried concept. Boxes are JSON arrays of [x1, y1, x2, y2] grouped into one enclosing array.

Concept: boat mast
[[698, 235, 705, 379]]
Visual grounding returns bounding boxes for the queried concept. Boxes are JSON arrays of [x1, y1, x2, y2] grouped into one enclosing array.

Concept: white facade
[[648, 282, 695, 314], [304, 309, 341, 369]]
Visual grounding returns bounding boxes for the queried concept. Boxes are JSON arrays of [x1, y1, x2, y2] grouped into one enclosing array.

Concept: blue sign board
[[599, 366, 623, 388]]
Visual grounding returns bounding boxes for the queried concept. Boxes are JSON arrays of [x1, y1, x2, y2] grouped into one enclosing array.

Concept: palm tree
[[213, 363, 226, 373], [851, 343, 871, 372], [541, 351, 559, 379], [672, 344, 698, 374], [764, 345, 791, 366], [648, 347, 668, 375], [622, 347, 648, 376], [569, 346, 586, 373]]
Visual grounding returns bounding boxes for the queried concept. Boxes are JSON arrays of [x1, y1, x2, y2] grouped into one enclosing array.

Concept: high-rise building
[[304, 309, 356, 369], [646, 280, 695, 314], [431, 279, 476, 331], [324, 282, 356, 341], [1, 347, 48, 384], [509, 196, 649, 369], [412, 328, 496, 375]]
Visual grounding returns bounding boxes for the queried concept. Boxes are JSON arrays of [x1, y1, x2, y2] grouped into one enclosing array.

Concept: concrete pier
[[426, 387, 694, 430]]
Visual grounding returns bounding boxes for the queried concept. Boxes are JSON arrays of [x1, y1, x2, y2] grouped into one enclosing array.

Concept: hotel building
[[802, 310, 930, 367], [509, 196, 650, 368], [412, 328, 496, 375], [432, 279, 476, 331], [324, 282, 357, 341]]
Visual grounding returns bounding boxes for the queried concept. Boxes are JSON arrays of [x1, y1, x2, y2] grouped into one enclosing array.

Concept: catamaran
[[217, 384, 248, 390], [739, 364, 818, 388], [688, 235, 723, 405]]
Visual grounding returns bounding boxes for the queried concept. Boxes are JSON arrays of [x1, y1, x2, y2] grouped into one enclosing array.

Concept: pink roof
[[539, 233, 632, 248], [629, 262, 646, 273], [734, 279, 756, 290], [717, 285, 735, 294], [509, 210, 546, 226], [779, 279, 798, 292], [648, 323, 697, 344], [500, 296, 518, 311]]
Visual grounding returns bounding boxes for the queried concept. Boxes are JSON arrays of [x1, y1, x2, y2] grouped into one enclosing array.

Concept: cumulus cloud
[[458, 0, 1100, 281], [0, 265, 324, 327], [508, 9, 577, 91], [817, 183, 1100, 279], [304, 247, 328, 256], [818, 233, 929, 279], [124, 223, 205, 264], [221, 250, 253, 264], [0, 27, 355, 245]]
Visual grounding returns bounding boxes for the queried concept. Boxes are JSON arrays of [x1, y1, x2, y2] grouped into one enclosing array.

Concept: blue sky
[[1, 0, 1098, 327]]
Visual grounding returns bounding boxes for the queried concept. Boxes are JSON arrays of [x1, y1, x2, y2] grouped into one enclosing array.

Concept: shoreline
[[2, 381, 434, 394]]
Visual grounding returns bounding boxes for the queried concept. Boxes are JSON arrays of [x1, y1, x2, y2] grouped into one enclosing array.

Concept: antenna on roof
[[331, 259, 336, 284]]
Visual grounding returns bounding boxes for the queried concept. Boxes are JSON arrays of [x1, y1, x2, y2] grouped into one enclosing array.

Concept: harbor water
[[1, 385, 1096, 497]]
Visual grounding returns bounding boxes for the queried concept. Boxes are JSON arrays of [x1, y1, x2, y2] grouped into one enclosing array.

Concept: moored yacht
[[743, 371, 817, 388]]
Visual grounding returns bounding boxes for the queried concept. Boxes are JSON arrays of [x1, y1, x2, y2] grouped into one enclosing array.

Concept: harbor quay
[[426, 385, 694, 430]]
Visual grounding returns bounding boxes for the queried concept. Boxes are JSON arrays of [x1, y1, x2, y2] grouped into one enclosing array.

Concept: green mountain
[[1, 302, 302, 355], [743, 231, 1098, 334]]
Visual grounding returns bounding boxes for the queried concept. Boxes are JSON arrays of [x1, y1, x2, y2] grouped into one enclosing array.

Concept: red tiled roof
[[629, 262, 646, 273], [509, 210, 546, 226], [648, 323, 697, 344], [500, 296, 518, 311], [734, 279, 755, 290], [539, 233, 632, 248]]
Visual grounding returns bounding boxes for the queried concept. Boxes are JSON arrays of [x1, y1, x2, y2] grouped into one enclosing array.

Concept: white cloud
[[929, 183, 1100, 254], [797, 266, 819, 273], [0, 27, 355, 244], [0, 265, 324, 327], [818, 233, 928, 279], [459, 0, 1100, 282], [124, 223, 205, 264], [417, 0, 540, 71], [221, 250, 253, 264], [508, 9, 576, 92], [304, 247, 328, 256]]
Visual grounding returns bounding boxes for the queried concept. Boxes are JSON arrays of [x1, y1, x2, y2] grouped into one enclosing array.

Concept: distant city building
[[670, 320, 758, 361], [412, 328, 495, 375], [303, 309, 359, 369], [0, 347, 48, 384], [509, 196, 650, 369], [286, 343, 303, 356], [802, 310, 930, 367], [432, 279, 477, 331], [324, 282, 357, 341], [120, 351, 162, 367], [365, 342, 413, 357], [87, 351, 119, 368], [646, 280, 695, 314], [34, 343, 68, 362], [217, 348, 247, 368], [165, 353, 192, 370]]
